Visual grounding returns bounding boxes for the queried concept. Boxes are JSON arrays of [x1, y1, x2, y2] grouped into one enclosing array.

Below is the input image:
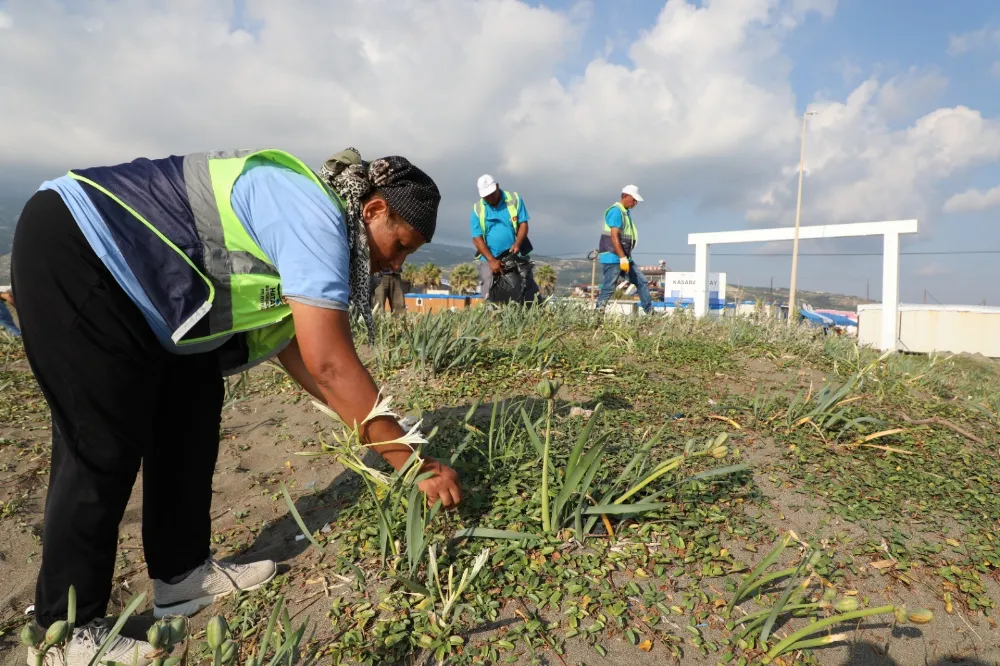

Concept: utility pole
[[866, 279, 869, 302], [923, 289, 927, 305], [589, 250, 598, 305], [788, 110, 817, 326]]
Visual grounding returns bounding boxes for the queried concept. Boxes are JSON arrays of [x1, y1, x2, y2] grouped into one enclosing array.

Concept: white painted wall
[[858, 304, 1000, 357]]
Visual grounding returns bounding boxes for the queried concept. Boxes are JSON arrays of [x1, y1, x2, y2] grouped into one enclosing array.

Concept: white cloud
[[0, 11, 12, 29], [745, 82, 1000, 229], [0, 0, 997, 252], [0, 0, 578, 173], [876, 68, 948, 122], [948, 26, 1000, 55], [944, 184, 1000, 213], [833, 57, 863, 86]]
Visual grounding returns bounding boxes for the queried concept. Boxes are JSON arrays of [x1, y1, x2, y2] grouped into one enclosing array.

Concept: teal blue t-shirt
[[469, 191, 529, 260]]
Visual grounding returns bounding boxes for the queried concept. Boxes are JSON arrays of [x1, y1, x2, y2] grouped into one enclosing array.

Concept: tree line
[[400, 262, 558, 296]]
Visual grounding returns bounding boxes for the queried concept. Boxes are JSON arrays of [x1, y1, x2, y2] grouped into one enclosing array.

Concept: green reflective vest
[[69, 149, 344, 374], [473, 191, 527, 258], [598, 202, 639, 257]]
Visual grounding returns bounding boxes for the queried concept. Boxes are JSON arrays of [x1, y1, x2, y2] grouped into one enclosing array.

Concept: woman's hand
[[418, 459, 462, 508]]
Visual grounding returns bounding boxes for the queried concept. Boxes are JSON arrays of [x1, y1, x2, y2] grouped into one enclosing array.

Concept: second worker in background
[[470, 174, 539, 304], [596, 184, 653, 314]]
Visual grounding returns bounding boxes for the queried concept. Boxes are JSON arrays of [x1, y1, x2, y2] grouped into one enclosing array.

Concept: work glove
[[619, 257, 630, 272]]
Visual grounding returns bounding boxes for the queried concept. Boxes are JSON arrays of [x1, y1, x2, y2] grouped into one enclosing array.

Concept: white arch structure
[[688, 220, 919, 351]]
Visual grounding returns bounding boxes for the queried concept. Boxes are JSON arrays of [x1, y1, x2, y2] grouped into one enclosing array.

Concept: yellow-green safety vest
[[473, 191, 524, 258], [68, 149, 344, 374], [598, 201, 638, 257]]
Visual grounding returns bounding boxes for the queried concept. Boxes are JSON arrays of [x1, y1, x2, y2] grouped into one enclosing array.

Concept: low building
[[404, 293, 485, 314]]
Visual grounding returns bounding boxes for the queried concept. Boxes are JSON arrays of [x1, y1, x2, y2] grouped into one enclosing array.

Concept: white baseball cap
[[622, 184, 644, 202], [478, 174, 499, 198]]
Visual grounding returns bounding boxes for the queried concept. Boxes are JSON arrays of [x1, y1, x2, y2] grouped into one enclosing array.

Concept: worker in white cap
[[470, 174, 537, 302], [595, 184, 652, 313]]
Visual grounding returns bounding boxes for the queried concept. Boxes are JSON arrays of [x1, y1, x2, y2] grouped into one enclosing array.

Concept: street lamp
[[787, 109, 817, 326]]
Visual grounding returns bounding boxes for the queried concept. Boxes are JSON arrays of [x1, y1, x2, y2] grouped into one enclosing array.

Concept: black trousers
[[11, 190, 224, 628], [372, 273, 406, 314]]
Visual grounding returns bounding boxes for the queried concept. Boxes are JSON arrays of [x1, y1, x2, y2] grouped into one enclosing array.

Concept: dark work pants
[[372, 273, 406, 314], [11, 190, 224, 628], [595, 262, 653, 313]]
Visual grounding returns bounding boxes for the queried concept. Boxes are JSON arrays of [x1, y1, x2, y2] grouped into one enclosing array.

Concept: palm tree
[[422, 263, 442, 289], [406, 264, 427, 290], [449, 263, 480, 295], [401, 263, 420, 288], [535, 263, 558, 296]]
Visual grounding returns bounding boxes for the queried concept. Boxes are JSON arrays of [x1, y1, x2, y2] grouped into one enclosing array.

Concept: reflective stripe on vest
[[598, 201, 638, 257], [68, 149, 342, 369]]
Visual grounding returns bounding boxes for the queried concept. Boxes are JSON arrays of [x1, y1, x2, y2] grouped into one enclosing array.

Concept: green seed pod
[[168, 617, 186, 645], [221, 639, 237, 664], [163, 657, 183, 666], [907, 609, 933, 624], [20, 622, 43, 647], [822, 588, 837, 603], [44, 621, 69, 647], [536, 380, 553, 399], [710, 445, 728, 459], [147, 623, 164, 649], [206, 616, 228, 650], [893, 606, 908, 624], [159, 623, 174, 650], [833, 597, 859, 613]]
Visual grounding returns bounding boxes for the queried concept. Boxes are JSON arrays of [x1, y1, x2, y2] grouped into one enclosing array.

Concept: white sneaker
[[152, 558, 277, 618], [26, 619, 154, 666]]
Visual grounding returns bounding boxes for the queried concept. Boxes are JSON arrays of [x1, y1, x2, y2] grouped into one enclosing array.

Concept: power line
[[542, 249, 1000, 259]]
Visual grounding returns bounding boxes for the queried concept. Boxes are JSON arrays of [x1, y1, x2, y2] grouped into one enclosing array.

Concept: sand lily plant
[[398, 547, 491, 665], [20, 588, 147, 666], [729, 531, 934, 662], [396, 311, 490, 377], [145, 616, 189, 666], [287, 393, 430, 563], [470, 380, 752, 541]]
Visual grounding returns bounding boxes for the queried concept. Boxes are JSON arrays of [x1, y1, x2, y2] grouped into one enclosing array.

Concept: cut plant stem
[[732, 603, 821, 630], [764, 605, 897, 661], [729, 532, 793, 610], [733, 566, 799, 605], [541, 398, 553, 533], [782, 632, 851, 653], [738, 604, 817, 640]]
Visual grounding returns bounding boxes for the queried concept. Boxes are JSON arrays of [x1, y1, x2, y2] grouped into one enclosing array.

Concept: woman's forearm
[[278, 313, 416, 471]]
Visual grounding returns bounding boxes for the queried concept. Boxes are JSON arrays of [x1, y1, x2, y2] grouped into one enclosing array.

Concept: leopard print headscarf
[[320, 149, 441, 345], [320, 148, 377, 343]]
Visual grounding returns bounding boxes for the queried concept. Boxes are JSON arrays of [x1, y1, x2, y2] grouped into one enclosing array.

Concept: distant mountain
[[731, 285, 873, 311], [0, 196, 24, 257], [0, 195, 19, 285], [407, 242, 477, 268]]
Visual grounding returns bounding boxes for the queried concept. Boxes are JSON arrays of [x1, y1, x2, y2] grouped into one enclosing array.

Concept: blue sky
[[526, 0, 1000, 303], [1, 0, 999, 304]]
